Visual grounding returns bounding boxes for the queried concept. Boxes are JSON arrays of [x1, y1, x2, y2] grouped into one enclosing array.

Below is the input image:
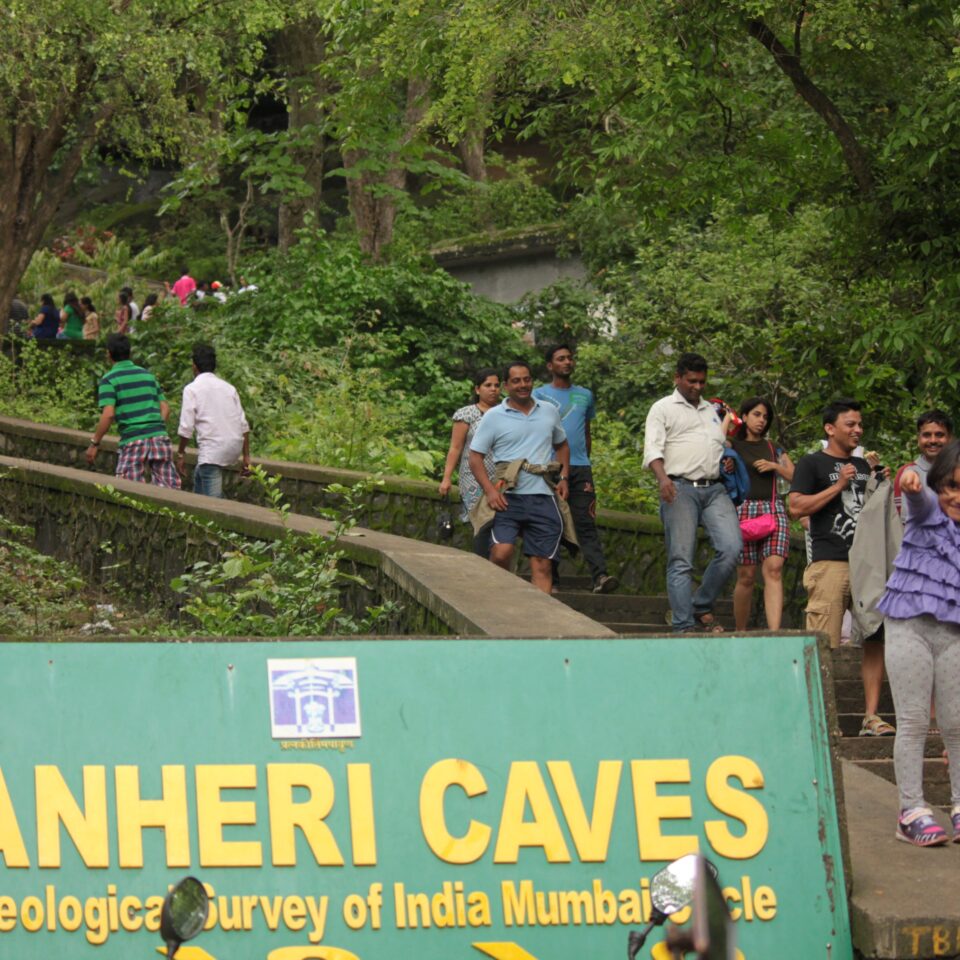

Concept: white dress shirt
[[643, 389, 726, 480], [178, 372, 249, 466]]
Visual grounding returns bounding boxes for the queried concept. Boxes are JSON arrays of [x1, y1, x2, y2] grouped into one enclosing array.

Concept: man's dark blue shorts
[[491, 493, 563, 559]]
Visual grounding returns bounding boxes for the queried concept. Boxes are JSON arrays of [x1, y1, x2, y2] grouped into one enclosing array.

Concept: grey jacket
[[849, 477, 902, 642]]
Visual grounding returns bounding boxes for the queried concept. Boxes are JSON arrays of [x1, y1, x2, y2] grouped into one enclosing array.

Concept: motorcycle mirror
[[160, 876, 209, 958], [650, 852, 699, 917]]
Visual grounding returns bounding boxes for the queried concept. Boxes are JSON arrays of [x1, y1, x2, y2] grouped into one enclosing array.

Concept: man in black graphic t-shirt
[[790, 398, 892, 737]]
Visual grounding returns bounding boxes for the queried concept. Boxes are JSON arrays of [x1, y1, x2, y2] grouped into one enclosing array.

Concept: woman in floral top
[[439, 368, 501, 555]]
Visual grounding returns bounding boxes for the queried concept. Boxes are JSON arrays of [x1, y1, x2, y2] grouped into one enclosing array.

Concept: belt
[[668, 475, 720, 487]]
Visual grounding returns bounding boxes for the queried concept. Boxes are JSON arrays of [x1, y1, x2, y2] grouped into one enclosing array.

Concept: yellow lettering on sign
[[196, 765, 262, 867], [266, 764, 344, 867], [494, 762, 571, 863], [36, 766, 108, 867], [629, 760, 698, 861], [0, 769, 29, 867], [420, 759, 491, 864], [547, 761, 621, 863], [704, 756, 769, 859], [347, 764, 377, 865], [0, 895, 16, 931], [116, 765, 190, 868]]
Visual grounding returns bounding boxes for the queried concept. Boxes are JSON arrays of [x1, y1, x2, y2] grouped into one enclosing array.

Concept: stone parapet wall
[[0, 455, 614, 639], [0, 416, 806, 623]]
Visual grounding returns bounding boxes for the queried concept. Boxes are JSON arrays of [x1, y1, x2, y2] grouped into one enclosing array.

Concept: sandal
[[859, 714, 896, 737], [694, 612, 724, 633], [896, 807, 949, 847]]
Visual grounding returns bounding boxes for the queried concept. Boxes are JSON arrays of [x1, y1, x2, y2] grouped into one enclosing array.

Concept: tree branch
[[746, 17, 874, 195]]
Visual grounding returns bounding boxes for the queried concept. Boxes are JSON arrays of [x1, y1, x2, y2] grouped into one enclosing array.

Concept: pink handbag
[[739, 442, 778, 543], [740, 511, 777, 542]]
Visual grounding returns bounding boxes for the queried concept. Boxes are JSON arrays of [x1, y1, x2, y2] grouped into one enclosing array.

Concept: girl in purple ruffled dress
[[878, 440, 960, 846]]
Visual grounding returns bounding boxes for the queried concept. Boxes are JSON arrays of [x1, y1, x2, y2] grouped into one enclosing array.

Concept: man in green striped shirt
[[86, 334, 181, 488]]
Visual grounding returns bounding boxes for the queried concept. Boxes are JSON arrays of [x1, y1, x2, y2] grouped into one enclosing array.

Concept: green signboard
[[0, 635, 850, 960]]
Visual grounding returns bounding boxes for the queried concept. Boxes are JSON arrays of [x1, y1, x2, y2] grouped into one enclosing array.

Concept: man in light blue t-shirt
[[534, 344, 618, 594], [468, 361, 570, 594]]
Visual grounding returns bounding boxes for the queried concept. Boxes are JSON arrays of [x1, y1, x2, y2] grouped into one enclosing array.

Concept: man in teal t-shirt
[[533, 343, 617, 594], [85, 334, 181, 488]]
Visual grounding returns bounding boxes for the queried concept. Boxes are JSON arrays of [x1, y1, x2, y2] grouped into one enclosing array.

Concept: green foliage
[[394, 158, 563, 249], [0, 515, 96, 635], [589, 413, 660, 514], [578, 202, 953, 457], [210, 230, 533, 448], [167, 468, 397, 636], [0, 341, 98, 430]]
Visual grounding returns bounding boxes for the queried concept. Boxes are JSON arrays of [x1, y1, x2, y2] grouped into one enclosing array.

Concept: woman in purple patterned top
[[438, 368, 501, 555], [878, 440, 960, 846]]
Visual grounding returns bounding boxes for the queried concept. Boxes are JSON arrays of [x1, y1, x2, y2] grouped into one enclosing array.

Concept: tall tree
[[0, 0, 285, 311]]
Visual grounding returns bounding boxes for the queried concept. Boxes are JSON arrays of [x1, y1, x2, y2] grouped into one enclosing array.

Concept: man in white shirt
[[176, 344, 250, 497], [643, 352, 741, 632]]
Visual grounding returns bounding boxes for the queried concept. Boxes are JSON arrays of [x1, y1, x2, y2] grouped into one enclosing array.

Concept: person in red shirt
[[167, 268, 197, 306]]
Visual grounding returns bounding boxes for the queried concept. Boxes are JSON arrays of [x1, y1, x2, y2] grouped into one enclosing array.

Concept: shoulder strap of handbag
[[767, 441, 778, 510]]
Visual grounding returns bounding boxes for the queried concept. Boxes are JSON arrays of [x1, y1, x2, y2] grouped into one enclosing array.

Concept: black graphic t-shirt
[[790, 451, 871, 563]]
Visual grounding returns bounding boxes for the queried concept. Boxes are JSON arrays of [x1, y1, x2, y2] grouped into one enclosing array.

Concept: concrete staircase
[[551, 575, 736, 632]]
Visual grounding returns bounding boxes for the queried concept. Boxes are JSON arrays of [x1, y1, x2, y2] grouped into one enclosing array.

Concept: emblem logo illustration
[[267, 657, 361, 739]]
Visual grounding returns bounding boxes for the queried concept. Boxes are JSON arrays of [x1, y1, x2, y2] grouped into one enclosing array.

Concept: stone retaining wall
[[0, 415, 807, 624], [0, 455, 614, 639]]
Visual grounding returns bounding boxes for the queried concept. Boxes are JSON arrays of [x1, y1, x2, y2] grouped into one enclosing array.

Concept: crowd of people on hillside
[[4, 267, 255, 341]]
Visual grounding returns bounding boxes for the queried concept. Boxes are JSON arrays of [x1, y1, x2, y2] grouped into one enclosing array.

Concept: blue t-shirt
[[532, 383, 595, 466], [469, 398, 567, 495]]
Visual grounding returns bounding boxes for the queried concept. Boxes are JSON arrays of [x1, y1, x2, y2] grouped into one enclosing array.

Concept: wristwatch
[[560, 475, 569, 481], [88, 437, 99, 447]]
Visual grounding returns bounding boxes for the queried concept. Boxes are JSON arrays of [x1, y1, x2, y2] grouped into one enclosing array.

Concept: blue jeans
[[193, 462, 224, 498], [660, 480, 742, 632]]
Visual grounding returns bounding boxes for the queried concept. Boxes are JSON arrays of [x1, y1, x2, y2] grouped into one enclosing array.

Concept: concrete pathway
[[843, 760, 960, 959]]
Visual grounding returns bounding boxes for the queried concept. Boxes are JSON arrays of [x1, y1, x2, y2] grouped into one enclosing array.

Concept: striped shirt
[[97, 360, 168, 447]]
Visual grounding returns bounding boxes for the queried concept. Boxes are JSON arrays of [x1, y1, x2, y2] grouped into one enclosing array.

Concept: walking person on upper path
[[894, 410, 953, 519], [468, 360, 572, 594], [438, 367, 501, 556], [86, 334, 181, 488], [789, 398, 892, 737], [176, 343, 251, 498], [643, 352, 742, 633], [533, 343, 618, 594], [730, 396, 794, 630]]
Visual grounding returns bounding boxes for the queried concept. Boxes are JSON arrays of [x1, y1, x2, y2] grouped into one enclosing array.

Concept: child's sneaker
[[896, 807, 949, 846], [951, 806, 960, 844]]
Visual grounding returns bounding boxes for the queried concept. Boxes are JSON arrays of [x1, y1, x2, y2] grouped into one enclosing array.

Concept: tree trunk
[[745, 17, 874, 195], [345, 76, 430, 260], [458, 124, 487, 182], [275, 22, 328, 253], [0, 62, 113, 312]]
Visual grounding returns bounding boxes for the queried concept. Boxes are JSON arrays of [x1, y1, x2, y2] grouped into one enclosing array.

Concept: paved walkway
[[844, 760, 960, 959]]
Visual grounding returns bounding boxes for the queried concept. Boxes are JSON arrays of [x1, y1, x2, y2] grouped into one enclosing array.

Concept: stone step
[[556, 591, 733, 622], [838, 729, 943, 760], [834, 688, 895, 713]]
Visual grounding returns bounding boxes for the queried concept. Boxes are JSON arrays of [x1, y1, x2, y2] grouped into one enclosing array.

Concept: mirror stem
[[627, 909, 666, 960]]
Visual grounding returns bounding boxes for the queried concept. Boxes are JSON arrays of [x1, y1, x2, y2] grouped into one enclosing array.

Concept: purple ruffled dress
[[877, 486, 960, 626]]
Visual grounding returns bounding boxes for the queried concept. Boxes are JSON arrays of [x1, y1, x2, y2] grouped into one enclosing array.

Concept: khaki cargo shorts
[[803, 560, 850, 649]]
